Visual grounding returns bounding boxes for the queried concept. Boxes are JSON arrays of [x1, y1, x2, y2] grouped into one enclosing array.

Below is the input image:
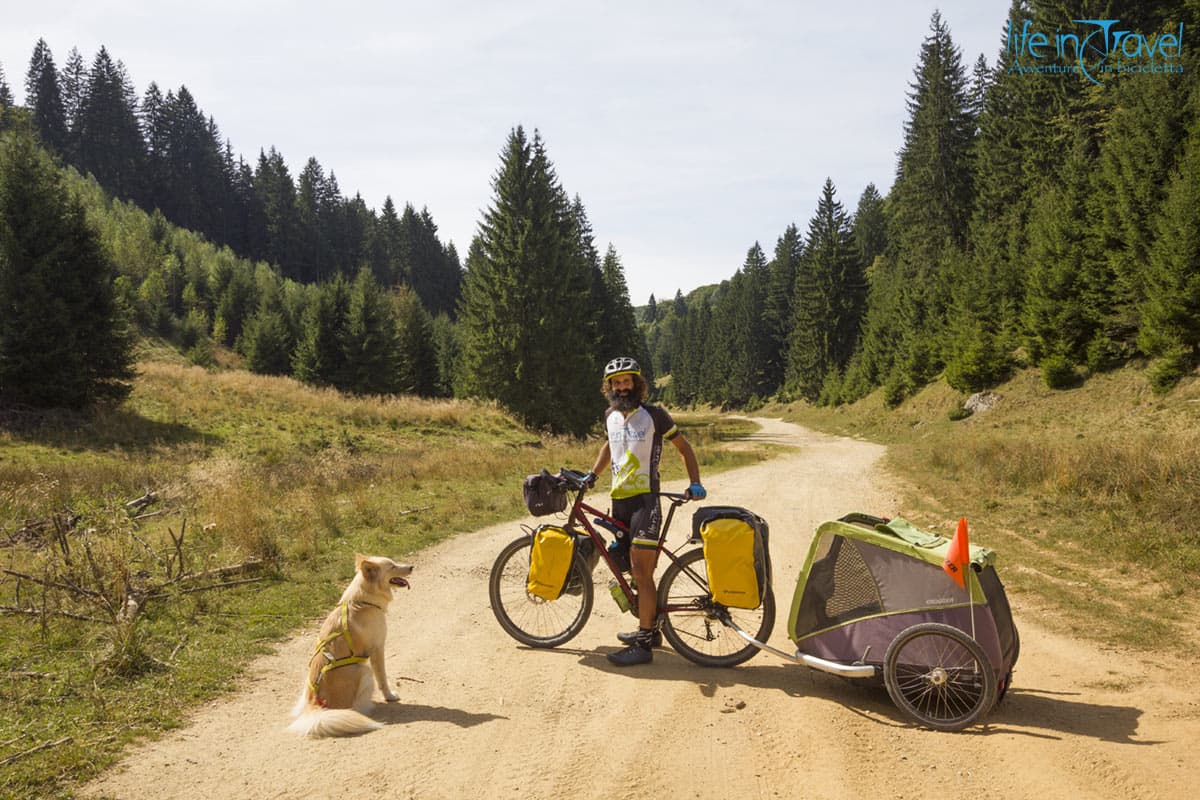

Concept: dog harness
[[307, 601, 378, 699]]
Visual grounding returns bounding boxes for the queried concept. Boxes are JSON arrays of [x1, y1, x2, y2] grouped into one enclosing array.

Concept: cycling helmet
[[603, 356, 641, 380]]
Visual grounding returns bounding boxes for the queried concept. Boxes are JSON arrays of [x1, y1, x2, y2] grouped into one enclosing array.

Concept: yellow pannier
[[695, 507, 771, 610], [527, 525, 576, 601]]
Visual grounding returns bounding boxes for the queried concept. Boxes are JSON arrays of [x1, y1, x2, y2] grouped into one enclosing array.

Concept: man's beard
[[607, 387, 639, 412]]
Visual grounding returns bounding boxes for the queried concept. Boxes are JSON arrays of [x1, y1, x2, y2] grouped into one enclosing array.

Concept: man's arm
[[587, 441, 611, 486], [671, 434, 701, 484]]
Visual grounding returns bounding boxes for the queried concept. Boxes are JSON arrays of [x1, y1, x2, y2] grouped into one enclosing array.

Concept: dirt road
[[83, 419, 1198, 800]]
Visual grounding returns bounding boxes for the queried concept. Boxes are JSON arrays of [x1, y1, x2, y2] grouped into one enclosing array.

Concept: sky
[[1, 0, 1015, 305]]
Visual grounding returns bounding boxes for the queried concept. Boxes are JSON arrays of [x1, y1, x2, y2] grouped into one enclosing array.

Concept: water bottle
[[608, 579, 632, 613]]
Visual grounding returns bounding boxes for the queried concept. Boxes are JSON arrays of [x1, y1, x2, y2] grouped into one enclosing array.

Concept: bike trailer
[[692, 506, 772, 610], [526, 525, 576, 600], [787, 514, 1019, 698]]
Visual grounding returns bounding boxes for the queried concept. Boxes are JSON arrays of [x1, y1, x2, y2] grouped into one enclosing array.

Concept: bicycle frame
[[557, 479, 698, 614]]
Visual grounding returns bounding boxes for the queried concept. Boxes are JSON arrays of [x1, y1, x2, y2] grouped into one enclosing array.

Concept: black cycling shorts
[[612, 494, 663, 550]]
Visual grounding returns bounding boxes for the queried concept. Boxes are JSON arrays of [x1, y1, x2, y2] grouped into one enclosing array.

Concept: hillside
[[771, 365, 1200, 653]]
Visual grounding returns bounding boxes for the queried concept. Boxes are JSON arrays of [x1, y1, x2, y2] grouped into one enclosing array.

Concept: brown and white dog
[[288, 554, 413, 737]]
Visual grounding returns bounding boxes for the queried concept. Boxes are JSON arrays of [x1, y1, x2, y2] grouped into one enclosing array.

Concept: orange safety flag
[[942, 517, 970, 589]]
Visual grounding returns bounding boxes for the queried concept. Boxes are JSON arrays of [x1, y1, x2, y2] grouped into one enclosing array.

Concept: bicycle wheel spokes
[[883, 622, 997, 731], [489, 535, 593, 648], [658, 548, 774, 668]]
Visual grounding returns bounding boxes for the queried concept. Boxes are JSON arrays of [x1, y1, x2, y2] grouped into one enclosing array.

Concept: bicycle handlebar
[[557, 467, 696, 503]]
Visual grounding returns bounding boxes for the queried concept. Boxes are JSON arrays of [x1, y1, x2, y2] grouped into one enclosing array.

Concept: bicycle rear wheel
[[489, 535, 593, 648], [657, 547, 774, 667]]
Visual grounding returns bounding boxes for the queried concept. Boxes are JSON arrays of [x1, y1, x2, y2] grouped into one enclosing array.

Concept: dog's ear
[[355, 553, 367, 570], [359, 558, 380, 583]]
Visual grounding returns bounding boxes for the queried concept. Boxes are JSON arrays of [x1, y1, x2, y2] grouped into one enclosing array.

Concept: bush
[[1147, 345, 1193, 394], [882, 375, 908, 408], [1041, 354, 1078, 389]]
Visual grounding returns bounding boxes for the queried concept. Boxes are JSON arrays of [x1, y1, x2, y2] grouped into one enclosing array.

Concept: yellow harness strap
[[308, 601, 369, 697]]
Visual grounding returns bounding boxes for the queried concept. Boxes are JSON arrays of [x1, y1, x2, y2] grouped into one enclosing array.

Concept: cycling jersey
[[605, 404, 679, 500]]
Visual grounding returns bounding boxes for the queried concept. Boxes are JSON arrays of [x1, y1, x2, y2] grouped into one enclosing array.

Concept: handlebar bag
[[523, 470, 567, 517], [694, 506, 771, 610], [527, 525, 576, 600]]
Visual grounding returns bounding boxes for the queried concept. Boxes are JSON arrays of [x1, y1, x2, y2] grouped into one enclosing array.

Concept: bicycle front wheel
[[657, 547, 774, 668], [489, 535, 593, 648]]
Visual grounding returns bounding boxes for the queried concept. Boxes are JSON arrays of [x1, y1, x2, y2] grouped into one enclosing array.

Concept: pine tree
[[1020, 129, 1100, 388], [763, 224, 802, 395], [338, 267, 399, 394], [786, 179, 859, 402], [0, 62, 15, 131], [457, 127, 596, 435], [1140, 126, 1200, 392], [1094, 70, 1192, 360], [600, 243, 649, 381], [297, 157, 332, 281], [254, 147, 303, 276], [717, 244, 770, 405], [58, 47, 86, 161], [0, 63, 12, 107], [851, 184, 886, 270], [883, 11, 976, 389], [369, 196, 404, 285], [645, 294, 658, 324], [292, 274, 350, 386], [24, 39, 68, 154], [74, 48, 144, 201], [0, 131, 134, 407], [240, 309, 293, 375], [669, 299, 712, 405], [392, 284, 438, 396]]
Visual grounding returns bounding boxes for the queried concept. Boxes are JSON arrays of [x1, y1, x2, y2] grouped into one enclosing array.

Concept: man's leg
[[630, 547, 657, 630], [608, 497, 661, 666]]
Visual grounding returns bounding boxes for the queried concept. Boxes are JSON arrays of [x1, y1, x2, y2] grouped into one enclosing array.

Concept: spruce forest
[[2, 1, 1199, 434]]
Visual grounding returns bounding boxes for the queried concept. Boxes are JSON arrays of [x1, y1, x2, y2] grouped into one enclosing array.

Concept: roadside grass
[[766, 364, 1200, 656], [0, 361, 771, 799]]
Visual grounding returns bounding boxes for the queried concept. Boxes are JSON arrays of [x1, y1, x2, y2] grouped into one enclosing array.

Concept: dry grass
[[769, 364, 1200, 655]]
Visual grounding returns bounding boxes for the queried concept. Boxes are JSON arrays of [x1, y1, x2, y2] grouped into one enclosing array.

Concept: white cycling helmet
[[603, 356, 641, 380]]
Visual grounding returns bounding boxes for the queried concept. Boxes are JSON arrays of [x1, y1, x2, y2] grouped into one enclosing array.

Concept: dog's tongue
[[390, 577, 410, 589]]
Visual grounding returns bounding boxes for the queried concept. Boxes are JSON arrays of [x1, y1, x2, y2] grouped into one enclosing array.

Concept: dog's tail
[[287, 704, 382, 738]]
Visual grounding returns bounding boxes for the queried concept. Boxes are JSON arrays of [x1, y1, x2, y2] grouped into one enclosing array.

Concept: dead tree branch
[[0, 605, 106, 624], [0, 737, 73, 767], [2, 569, 103, 599]]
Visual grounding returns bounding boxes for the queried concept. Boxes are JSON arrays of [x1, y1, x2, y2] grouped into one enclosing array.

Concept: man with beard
[[583, 356, 705, 666]]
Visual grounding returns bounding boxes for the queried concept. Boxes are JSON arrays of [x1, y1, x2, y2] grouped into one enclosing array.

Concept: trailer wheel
[[883, 622, 997, 732]]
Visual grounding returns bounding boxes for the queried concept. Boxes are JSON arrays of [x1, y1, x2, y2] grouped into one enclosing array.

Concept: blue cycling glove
[[582, 471, 598, 488], [688, 482, 707, 500]]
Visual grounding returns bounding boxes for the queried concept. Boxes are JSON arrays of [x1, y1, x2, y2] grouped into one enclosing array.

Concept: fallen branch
[[0, 736, 73, 767], [2, 670, 54, 680], [399, 505, 433, 517], [129, 528, 169, 575], [174, 576, 266, 595], [1, 570, 103, 598], [169, 635, 188, 661], [0, 605, 107, 624], [179, 558, 264, 583], [125, 491, 158, 513]]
